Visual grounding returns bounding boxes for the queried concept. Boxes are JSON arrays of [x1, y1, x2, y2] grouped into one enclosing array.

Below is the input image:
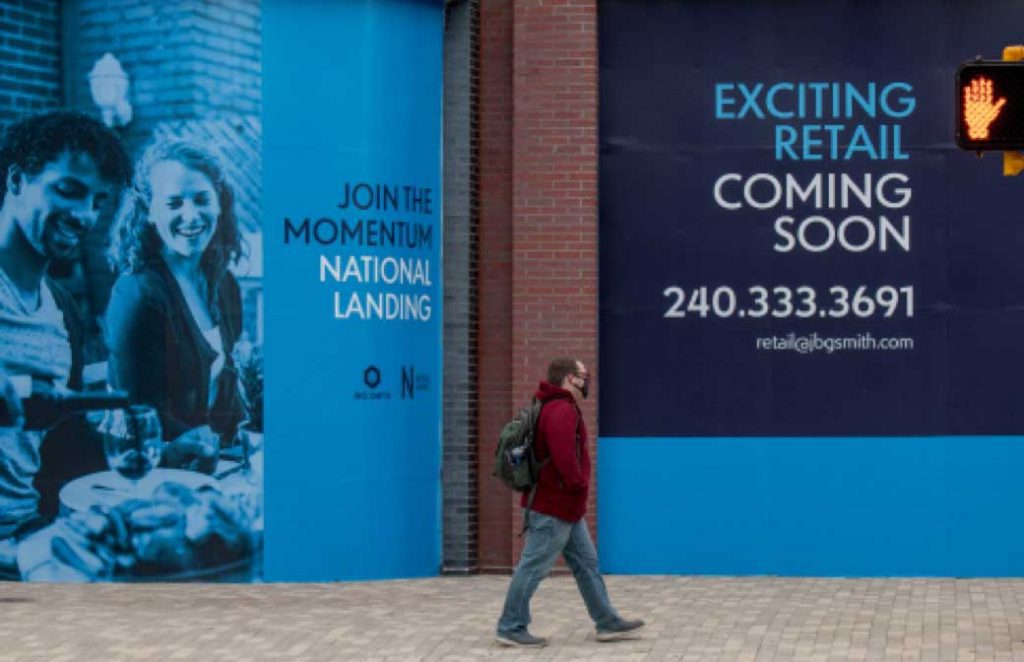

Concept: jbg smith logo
[[355, 365, 391, 400], [400, 365, 431, 400]]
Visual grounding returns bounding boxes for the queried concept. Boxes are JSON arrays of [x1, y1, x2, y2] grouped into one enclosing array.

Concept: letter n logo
[[401, 366, 415, 400]]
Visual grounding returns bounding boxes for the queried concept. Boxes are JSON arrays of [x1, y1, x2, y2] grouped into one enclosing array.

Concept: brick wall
[[476, 0, 599, 571], [0, 0, 62, 129], [65, 1, 201, 143], [511, 0, 599, 556], [476, 0, 516, 572], [189, 0, 260, 119], [442, 0, 478, 575]]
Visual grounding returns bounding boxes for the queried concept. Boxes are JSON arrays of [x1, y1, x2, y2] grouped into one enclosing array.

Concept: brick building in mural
[[0, 1, 61, 124]]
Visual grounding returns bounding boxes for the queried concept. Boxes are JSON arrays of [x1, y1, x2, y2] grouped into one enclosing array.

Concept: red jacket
[[521, 381, 590, 522]]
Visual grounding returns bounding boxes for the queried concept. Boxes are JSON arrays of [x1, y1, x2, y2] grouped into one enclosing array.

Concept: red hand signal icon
[[964, 76, 1007, 140]]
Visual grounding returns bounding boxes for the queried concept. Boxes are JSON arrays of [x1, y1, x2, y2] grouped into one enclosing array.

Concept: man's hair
[[0, 110, 130, 200], [547, 357, 580, 386]]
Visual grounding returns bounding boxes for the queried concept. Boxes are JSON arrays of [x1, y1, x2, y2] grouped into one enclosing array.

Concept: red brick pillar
[[477, 0, 517, 573], [476, 0, 599, 572]]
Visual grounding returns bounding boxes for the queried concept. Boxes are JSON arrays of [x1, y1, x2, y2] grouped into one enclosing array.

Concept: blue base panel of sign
[[598, 436, 1024, 577]]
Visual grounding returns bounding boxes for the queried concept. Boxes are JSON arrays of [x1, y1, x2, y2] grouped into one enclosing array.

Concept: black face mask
[[576, 376, 590, 399]]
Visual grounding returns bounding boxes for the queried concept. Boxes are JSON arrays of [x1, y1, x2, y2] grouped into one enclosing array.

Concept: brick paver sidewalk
[[2, 575, 1024, 660]]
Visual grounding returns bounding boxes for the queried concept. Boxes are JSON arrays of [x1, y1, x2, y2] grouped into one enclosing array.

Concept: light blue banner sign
[[264, 0, 444, 580]]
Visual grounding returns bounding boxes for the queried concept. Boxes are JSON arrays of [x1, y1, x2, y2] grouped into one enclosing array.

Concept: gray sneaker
[[596, 618, 645, 642], [495, 629, 548, 648]]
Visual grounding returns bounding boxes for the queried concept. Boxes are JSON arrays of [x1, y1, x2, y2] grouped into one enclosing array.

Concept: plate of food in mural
[[18, 473, 261, 582]]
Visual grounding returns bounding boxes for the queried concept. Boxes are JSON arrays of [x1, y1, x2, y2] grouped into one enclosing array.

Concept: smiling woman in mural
[[105, 139, 246, 473]]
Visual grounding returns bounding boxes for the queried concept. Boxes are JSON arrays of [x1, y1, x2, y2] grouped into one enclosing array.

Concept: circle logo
[[364, 365, 381, 389]]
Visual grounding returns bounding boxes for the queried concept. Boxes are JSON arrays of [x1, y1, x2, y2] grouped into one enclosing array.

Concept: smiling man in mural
[[0, 111, 131, 558]]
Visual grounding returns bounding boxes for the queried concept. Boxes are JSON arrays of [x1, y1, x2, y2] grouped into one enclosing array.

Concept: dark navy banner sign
[[600, 0, 1024, 437], [599, 1, 1024, 576]]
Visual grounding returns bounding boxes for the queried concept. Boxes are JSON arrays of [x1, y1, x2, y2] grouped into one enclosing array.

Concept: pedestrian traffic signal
[[957, 61, 1024, 150]]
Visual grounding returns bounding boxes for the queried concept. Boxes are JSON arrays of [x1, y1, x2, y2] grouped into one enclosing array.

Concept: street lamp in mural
[[88, 53, 133, 128]]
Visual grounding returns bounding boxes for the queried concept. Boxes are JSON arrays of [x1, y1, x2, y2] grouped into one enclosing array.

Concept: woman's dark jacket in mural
[[105, 258, 245, 444]]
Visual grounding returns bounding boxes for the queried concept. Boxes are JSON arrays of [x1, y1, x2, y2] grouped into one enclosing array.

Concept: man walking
[[496, 357, 644, 647]]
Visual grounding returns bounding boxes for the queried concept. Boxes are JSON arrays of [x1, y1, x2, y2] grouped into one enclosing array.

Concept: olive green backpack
[[492, 398, 546, 493]]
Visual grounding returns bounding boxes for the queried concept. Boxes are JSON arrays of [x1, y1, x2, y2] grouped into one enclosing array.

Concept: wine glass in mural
[[100, 405, 163, 492]]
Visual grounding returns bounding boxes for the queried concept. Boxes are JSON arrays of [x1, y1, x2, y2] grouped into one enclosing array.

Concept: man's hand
[[163, 425, 219, 474], [964, 76, 1007, 140]]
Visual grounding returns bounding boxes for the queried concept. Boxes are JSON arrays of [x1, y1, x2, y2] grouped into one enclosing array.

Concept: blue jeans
[[497, 510, 620, 634]]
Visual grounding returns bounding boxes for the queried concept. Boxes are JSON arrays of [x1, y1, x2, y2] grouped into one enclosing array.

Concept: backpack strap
[[528, 397, 550, 472], [520, 485, 538, 537], [574, 408, 582, 460], [521, 398, 548, 537]]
